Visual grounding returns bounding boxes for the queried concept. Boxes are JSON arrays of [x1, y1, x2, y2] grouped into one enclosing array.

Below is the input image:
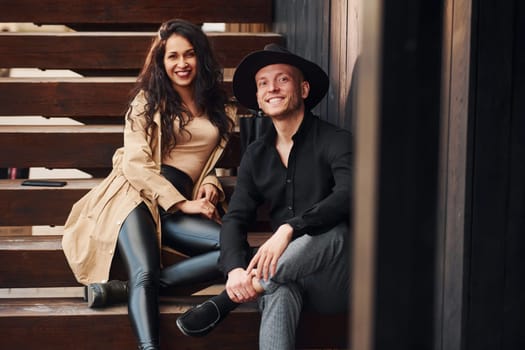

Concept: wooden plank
[[503, 3, 525, 348], [273, 0, 333, 124], [0, 235, 97, 288], [0, 297, 347, 350], [0, 32, 283, 71], [0, 125, 239, 169], [0, 297, 260, 350], [0, 179, 101, 226], [0, 77, 233, 117], [0, 234, 269, 289], [0, 178, 221, 227], [466, 1, 519, 349], [0, 174, 275, 229], [0, 125, 123, 168], [0, 0, 273, 25], [435, 1, 472, 349], [364, 1, 443, 349], [0, 235, 204, 290]]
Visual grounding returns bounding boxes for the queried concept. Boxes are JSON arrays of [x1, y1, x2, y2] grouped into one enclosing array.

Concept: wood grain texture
[[0, 0, 273, 25], [0, 32, 283, 70]]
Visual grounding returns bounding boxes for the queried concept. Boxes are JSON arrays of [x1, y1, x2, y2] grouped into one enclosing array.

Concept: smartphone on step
[[21, 180, 67, 187]]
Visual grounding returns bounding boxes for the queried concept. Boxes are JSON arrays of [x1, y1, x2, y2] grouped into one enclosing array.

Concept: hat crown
[[263, 43, 290, 54]]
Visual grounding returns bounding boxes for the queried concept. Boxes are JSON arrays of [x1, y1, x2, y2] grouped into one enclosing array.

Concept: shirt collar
[[261, 111, 314, 146]]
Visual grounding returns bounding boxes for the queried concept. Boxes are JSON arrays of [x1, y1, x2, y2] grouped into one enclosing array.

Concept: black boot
[[85, 280, 128, 308]]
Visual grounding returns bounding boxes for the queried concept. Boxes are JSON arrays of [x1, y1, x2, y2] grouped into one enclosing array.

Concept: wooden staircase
[[0, 1, 348, 348]]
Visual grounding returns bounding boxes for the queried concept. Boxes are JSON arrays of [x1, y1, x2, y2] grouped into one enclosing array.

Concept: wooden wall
[[437, 1, 525, 349], [273, 0, 361, 131], [273, 1, 525, 350], [465, 0, 525, 349], [435, 0, 472, 349]]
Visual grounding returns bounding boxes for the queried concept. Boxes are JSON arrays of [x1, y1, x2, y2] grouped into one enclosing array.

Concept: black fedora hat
[[233, 44, 329, 110]]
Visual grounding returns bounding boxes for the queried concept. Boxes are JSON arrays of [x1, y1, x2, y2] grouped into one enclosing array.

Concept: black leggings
[[117, 165, 222, 349]]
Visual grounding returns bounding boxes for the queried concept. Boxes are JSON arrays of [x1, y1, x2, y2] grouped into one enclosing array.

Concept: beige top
[[163, 115, 219, 182], [62, 90, 234, 285]]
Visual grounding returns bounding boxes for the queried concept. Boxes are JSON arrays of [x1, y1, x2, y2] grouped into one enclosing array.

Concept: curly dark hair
[[128, 18, 233, 158]]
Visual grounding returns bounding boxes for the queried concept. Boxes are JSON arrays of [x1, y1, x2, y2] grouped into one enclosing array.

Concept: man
[[176, 44, 351, 349]]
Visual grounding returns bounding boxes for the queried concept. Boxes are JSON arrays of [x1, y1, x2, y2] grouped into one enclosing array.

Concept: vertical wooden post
[[435, 1, 472, 349], [351, 0, 381, 348]]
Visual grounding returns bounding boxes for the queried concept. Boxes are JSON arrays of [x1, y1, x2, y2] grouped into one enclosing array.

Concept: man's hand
[[226, 268, 259, 303], [247, 223, 293, 281]]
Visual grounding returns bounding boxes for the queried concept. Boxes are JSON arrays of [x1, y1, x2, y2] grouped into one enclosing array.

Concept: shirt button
[[288, 206, 293, 210], [286, 179, 291, 183], [116, 221, 121, 225]]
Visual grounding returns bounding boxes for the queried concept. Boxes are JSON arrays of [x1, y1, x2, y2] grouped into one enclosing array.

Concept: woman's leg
[[117, 203, 161, 350], [160, 213, 223, 287]]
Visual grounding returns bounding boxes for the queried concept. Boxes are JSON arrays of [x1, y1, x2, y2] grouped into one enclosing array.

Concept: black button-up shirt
[[220, 111, 353, 274]]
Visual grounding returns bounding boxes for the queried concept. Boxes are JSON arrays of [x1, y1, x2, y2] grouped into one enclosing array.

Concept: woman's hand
[[173, 197, 221, 223], [196, 183, 220, 205]]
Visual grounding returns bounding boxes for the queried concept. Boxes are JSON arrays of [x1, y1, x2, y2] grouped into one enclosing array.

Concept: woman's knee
[[162, 215, 221, 255], [129, 267, 160, 289]]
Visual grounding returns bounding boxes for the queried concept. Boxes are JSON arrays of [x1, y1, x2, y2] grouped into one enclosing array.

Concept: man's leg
[[301, 238, 349, 313], [177, 223, 349, 339], [259, 222, 348, 295], [256, 223, 349, 349], [258, 282, 303, 350]]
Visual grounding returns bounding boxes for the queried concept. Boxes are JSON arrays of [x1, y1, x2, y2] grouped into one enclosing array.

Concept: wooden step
[[0, 235, 178, 288], [0, 234, 271, 289], [0, 125, 240, 170], [0, 178, 101, 226], [0, 0, 273, 26], [0, 176, 271, 229], [0, 32, 283, 71], [0, 77, 134, 117], [0, 174, 264, 227], [0, 235, 80, 287], [0, 77, 234, 117], [0, 296, 348, 349], [0, 124, 122, 168]]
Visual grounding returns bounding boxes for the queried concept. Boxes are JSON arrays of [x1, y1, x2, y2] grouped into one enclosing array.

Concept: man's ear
[[301, 80, 310, 99]]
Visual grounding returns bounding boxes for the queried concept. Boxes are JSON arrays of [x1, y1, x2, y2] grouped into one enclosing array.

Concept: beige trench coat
[[62, 91, 231, 285]]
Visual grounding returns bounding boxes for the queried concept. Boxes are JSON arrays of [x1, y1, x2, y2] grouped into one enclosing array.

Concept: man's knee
[[260, 283, 303, 310], [271, 223, 348, 281]]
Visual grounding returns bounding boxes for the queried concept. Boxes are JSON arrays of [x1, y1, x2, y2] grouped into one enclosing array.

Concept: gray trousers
[[257, 222, 350, 350]]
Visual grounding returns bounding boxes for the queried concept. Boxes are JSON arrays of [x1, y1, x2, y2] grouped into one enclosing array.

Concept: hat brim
[[233, 49, 329, 111]]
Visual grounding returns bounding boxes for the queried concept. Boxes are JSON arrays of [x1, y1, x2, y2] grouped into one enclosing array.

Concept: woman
[[62, 19, 235, 350]]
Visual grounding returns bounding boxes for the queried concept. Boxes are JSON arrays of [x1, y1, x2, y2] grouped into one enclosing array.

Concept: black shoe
[[176, 300, 222, 337], [85, 280, 128, 308]]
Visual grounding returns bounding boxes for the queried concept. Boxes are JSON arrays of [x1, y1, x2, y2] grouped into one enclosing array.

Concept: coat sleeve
[[121, 93, 186, 211]]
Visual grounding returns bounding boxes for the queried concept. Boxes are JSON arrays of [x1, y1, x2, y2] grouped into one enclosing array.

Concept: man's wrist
[[227, 267, 245, 278], [278, 223, 294, 240]]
